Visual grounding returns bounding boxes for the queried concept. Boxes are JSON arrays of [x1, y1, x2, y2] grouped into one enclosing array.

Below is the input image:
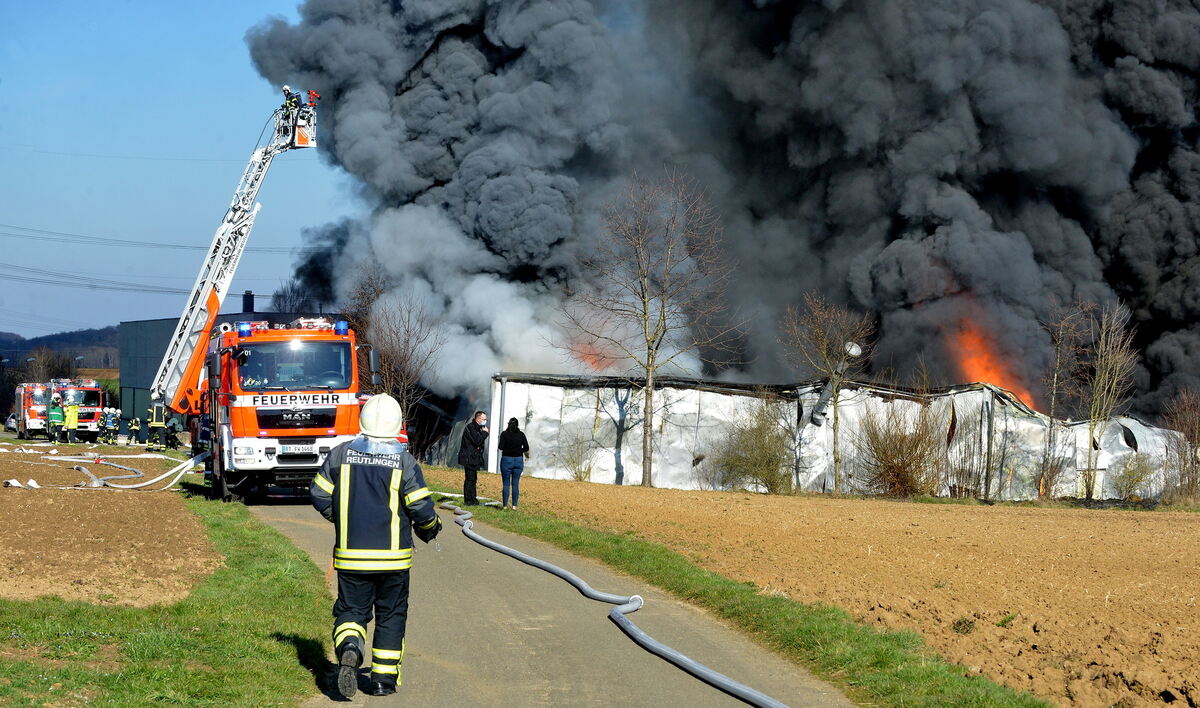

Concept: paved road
[[252, 500, 854, 708]]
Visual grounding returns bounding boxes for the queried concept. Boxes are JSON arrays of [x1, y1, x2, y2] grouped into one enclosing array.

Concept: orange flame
[[573, 340, 618, 372], [952, 318, 1037, 409]]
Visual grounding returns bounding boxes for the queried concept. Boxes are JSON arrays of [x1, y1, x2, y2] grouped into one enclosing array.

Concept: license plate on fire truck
[[281, 444, 315, 453]]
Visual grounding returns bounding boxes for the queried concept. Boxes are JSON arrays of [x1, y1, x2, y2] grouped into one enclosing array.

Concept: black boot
[[368, 681, 396, 696], [336, 644, 362, 698]]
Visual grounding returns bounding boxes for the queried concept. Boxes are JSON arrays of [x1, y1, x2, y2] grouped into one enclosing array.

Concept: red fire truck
[[148, 94, 379, 502], [13, 383, 49, 439], [51, 378, 106, 442], [201, 318, 365, 499]]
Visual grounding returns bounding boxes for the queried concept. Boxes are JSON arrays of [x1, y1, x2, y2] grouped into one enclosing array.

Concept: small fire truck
[[13, 383, 49, 439]]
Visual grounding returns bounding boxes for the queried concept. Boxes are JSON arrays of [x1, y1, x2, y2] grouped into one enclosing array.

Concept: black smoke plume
[[248, 0, 1199, 415]]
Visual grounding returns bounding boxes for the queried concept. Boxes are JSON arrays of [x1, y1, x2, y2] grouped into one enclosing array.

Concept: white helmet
[[282, 84, 291, 93], [359, 394, 404, 439]]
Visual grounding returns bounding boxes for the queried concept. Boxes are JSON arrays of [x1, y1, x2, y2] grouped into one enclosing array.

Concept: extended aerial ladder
[[150, 95, 317, 415]]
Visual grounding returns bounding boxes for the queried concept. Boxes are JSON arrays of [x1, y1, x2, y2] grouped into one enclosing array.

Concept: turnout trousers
[[332, 570, 410, 687]]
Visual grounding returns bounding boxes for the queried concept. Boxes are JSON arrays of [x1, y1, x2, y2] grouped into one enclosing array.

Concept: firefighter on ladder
[[310, 394, 442, 699], [282, 84, 300, 111], [147, 402, 167, 451]]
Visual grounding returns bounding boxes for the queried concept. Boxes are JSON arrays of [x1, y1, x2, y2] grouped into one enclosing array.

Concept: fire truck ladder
[[149, 104, 316, 415]]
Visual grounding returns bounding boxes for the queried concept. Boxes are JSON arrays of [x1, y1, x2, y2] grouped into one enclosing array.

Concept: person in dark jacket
[[457, 411, 488, 505], [497, 418, 529, 510], [311, 394, 442, 699]]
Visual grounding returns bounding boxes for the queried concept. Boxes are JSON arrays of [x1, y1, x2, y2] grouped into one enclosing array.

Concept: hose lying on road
[[439, 497, 790, 708]]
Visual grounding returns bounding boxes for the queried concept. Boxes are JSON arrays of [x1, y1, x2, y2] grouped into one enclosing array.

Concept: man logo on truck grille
[[281, 408, 312, 422]]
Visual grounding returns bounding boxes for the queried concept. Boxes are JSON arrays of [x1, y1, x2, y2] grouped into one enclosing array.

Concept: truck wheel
[[210, 457, 235, 502], [222, 469, 246, 504]]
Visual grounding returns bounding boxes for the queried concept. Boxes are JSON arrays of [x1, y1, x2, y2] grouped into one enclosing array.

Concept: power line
[[0, 224, 324, 254], [0, 263, 188, 294], [0, 144, 320, 163], [70, 270, 285, 283]]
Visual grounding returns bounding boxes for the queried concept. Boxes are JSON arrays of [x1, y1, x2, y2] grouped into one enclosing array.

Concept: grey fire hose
[[439, 499, 791, 708]]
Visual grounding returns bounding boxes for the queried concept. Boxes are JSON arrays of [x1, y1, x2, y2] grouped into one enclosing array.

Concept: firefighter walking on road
[[310, 394, 442, 699], [147, 403, 166, 451]]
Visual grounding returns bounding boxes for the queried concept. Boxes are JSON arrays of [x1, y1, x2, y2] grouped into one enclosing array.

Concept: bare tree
[[778, 292, 875, 493], [1037, 300, 1092, 498], [558, 171, 736, 487], [368, 288, 447, 432], [271, 280, 315, 313], [22, 347, 72, 383], [1162, 388, 1200, 502], [1077, 305, 1138, 499], [343, 264, 389, 338], [342, 265, 446, 451]]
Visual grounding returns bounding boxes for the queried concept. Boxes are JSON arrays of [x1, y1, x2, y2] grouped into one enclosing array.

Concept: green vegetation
[[431, 489, 1049, 708], [0, 480, 330, 707]]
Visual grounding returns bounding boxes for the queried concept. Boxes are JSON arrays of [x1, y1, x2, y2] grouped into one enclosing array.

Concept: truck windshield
[[63, 389, 101, 406], [30, 390, 47, 405], [236, 340, 353, 391]]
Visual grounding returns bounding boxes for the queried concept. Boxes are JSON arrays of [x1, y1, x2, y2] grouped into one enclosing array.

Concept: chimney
[[242, 290, 255, 313]]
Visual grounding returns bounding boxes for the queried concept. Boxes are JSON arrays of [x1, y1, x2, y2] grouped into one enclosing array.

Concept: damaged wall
[[486, 373, 1179, 500]]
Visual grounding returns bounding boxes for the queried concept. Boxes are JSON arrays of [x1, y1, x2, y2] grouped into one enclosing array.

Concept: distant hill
[[0, 326, 119, 368]]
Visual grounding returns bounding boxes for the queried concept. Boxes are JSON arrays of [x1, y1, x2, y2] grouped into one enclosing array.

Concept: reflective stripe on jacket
[[311, 436, 438, 573]]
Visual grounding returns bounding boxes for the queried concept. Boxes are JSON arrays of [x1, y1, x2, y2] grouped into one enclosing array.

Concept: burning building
[[485, 372, 1178, 500]]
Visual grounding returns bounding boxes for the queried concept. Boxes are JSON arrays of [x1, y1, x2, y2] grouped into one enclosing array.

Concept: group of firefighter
[[41, 396, 174, 450]]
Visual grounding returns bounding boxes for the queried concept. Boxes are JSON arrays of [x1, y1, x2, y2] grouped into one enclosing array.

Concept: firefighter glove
[[414, 516, 442, 544]]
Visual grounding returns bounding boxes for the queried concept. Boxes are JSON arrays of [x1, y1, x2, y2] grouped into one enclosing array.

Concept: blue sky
[[0, 1, 361, 339]]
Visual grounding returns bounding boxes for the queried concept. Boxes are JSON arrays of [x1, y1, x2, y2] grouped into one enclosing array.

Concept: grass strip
[[432, 488, 1049, 708], [0, 479, 330, 707]]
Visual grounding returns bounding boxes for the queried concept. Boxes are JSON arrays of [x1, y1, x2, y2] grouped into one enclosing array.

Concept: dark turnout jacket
[[498, 428, 529, 458], [311, 435, 439, 572], [458, 421, 488, 468]]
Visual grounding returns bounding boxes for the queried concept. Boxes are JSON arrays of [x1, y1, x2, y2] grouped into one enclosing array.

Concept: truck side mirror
[[368, 350, 381, 387]]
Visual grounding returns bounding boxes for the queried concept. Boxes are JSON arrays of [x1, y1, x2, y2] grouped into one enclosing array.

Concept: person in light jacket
[[497, 418, 529, 510]]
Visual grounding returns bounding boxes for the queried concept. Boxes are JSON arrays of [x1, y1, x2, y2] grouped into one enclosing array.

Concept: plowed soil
[[0, 441, 221, 607], [423, 467, 1199, 707]]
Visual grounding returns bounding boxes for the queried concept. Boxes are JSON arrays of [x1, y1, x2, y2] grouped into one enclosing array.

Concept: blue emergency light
[[335, 320, 349, 335], [237, 322, 253, 337]]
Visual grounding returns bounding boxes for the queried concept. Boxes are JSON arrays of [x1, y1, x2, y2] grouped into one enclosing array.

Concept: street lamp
[[71, 356, 84, 377], [809, 341, 863, 426]]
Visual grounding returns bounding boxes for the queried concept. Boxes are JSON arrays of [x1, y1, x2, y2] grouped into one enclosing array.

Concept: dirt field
[[424, 467, 1199, 708], [0, 441, 221, 607]]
